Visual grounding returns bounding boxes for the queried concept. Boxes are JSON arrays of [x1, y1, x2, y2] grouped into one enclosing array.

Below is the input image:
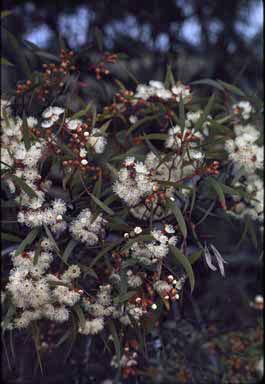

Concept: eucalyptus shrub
[[1, 41, 263, 380]]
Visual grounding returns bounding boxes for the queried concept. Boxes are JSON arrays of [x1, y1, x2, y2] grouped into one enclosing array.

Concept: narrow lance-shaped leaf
[[62, 239, 78, 263], [1, 232, 22, 243], [167, 199, 187, 239], [206, 177, 227, 209], [1, 57, 14, 66], [11, 175, 38, 199], [88, 192, 114, 216], [217, 80, 246, 97], [15, 227, 39, 256], [164, 64, 175, 89], [22, 111, 31, 150], [108, 320, 121, 361], [73, 304, 86, 331], [194, 93, 216, 132], [169, 245, 195, 292]]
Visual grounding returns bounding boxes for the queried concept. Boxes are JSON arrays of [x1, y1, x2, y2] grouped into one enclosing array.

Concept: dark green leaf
[[1, 232, 22, 242], [1, 57, 14, 66], [11, 175, 38, 199], [73, 304, 86, 330], [167, 200, 187, 239], [62, 239, 78, 263], [206, 177, 227, 209], [169, 245, 195, 292], [88, 192, 114, 215], [15, 227, 39, 256], [217, 80, 246, 97], [189, 250, 203, 264], [108, 320, 121, 361], [22, 111, 31, 150]]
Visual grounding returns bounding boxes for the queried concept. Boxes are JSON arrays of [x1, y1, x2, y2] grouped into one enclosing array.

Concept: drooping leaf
[[217, 80, 246, 97], [108, 320, 121, 361], [22, 111, 31, 150], [73, 304, 86, 331], [194, 93, 216, 132], [88, 192, 114, 216], [190, 79, 224, 91], [1, 57, 14, 66], [169, 245, 195, 292], [10, 175, 38, 199], [164, 64, 175, 89], [189, 249, 203, 265], [1, 232, 22, 243], [62, 239, 78, 263], [89, 240, 123, 268], [167, 200, 187, 239], [206, 177, 227, 210], [15, 227, 39, 256]]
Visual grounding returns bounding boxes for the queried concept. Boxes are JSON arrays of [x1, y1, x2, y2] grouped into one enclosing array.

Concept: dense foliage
[[1, 26, 263, 382]]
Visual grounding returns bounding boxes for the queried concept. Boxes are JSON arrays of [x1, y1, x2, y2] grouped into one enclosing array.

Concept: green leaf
[[108, 320, 121, 361], [138, 133, 168, 140], [217, 80, 246, 97], [167, 200, 187, 239], [100, 119, 112, 134], [73, 304, 86, 330], [62, 239, 78, 263], [5, 30, 31, 78], [1, 57, 14, 66], [1, 232, 22, 242], [94, 27, 103, 51], [128, 113, 161, 134], [247, 219, 258, 249], [121, 234, 154, 251], [22, 111, 31, 150], [169, 245, 195, 292], [34, 51, 60, 62], [113, 291, 138, 304], [55, 329, 73, 348], [194, 93, 216, 132], [206, 177, 227, 209], [2, 304, 16, 335], [33, 240, 41, 265], [179, 94, 186, 131], [11, 175, 38, 199], [88, 192, 114, 216], [189, 250, 203, 264], [92, 171, 102, 199], [1, 10, 12, 18], [164, 64, 175, 89], [70, 101, 94, 120], [43, 224, 64, 261], [190, 79, 224, 91], [89, 240, 123, 268], [15, 227, 39, 256]]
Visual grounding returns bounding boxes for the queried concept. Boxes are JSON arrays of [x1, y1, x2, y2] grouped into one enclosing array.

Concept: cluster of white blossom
[[129, 151, 199, 220], [232, 101, 254, 120], [113, 156, 154, 206], [42, 106, 107, 153], [224, 105, 264, 222], [5, 247, 82, 329], [69, 208, 107, 246], [1, 110, 68, 233], [134, 80, 191, 102], [225, 124, 263, 175], [165, 110, 211, 150], [130, 228, 177, 265]]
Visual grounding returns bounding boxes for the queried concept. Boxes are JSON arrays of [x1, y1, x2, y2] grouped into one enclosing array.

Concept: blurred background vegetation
[[1, 1, 264, 383], [1, 0, 264, 97]]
